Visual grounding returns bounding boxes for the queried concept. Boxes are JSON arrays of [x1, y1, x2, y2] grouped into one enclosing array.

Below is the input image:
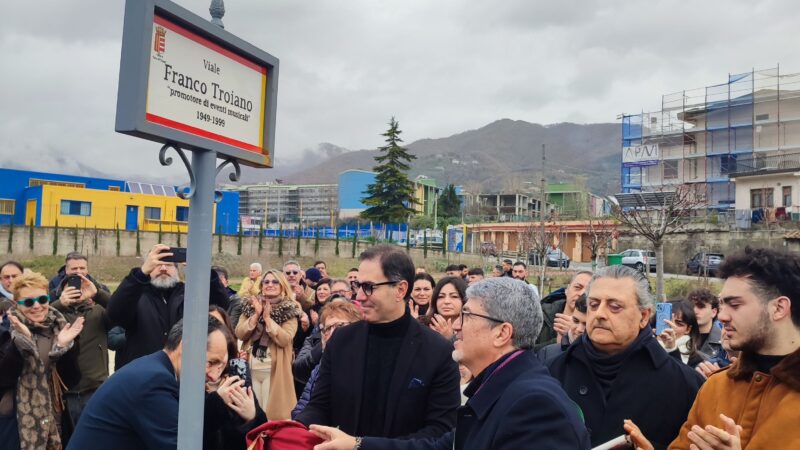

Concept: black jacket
[[536, 288, 566, 351], [295, 316, 460, 439], [361, 351, 591, 450], [107, 268, 229, 368], [547, 333, 703, 450]]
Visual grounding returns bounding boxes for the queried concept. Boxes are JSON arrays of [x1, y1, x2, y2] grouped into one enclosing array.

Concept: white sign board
[[623, 144, 660, 165], [146, 15, 266, 155]]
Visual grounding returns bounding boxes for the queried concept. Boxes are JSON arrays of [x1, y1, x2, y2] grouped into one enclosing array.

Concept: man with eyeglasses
[[0, 261, 23, 302], [310, 277, 591, 449], [284, 260, 314, 310], [107, 244, 230, 369], [296, 245, 460, 439], [546, 265, 702, 449]]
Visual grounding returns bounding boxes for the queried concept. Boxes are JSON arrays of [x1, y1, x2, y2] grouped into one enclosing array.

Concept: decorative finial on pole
[[210, 0, 225, 28]]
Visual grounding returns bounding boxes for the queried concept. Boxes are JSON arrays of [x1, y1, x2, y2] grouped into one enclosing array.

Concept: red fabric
[[246, 420, 324, 450]]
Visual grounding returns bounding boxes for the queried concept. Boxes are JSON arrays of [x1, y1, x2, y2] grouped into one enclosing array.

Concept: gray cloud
[[1, 0, 799, 183]]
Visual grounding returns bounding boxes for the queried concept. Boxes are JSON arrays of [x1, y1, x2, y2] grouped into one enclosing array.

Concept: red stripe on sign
[[154, 15, 267, 74], [146, 113, 262, 153]]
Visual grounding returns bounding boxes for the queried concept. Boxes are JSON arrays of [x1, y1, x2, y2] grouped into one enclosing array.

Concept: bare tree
[[520, 219, 557, 293], [584, 216, 617, 270], [610, 185, 703, 301]]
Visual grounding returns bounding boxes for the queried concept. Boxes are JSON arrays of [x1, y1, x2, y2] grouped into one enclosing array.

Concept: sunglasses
[[263, 279, 281, 285], [321, 322, 350, 334], [284, 271, 300, 276], [350, 280, 398, 297], [16, 295, 50, 308]]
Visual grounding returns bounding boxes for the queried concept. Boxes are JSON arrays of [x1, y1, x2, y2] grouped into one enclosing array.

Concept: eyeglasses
[[351, 280, 398, 296], [321, 322, 350, 334], [16, 295, 50, 308], [284, 271, 300, 276], [263, 279, 281, 285], [459, 309, 505, 325]]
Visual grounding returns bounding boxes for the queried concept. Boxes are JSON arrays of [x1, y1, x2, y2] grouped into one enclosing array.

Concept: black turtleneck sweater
[[357, 309, 412, 436], [582, 328, 653, 401]]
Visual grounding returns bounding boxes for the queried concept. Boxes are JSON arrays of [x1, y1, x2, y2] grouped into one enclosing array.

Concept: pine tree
[[277, 224, 284, 257], [158, 222, 163, 244], [93, 226, 98, 253], [52, 219, 59, 255], [334, 226, 340, 257], [176, 230, 181, 247], [217, 225, 223, 254], [360, 117, 418, 223], [237, 217, 243, 256], [7, 222, 13, 254], [405, 223, 411, 254], [423, 229, 428, 259], [437, 184, 461, 224], [136, 227, 141, 256], [295, 226, 301, 257], [115, 224, 121, 257], [258, 223, 264, 254], [314, 228, 320, 256], [351, 224, 358, 258], [73, 225, 79, 252], [28, 219, 34, 251]]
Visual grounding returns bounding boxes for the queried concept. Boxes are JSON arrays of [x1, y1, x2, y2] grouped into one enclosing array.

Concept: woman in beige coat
[[235, 269, 299, 420]]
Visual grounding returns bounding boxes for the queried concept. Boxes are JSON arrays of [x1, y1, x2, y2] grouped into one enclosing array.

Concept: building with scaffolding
[[621, 66, 800, 213]]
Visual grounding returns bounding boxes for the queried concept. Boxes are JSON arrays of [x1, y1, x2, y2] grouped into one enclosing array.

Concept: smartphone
[[227, 358, 252, 388], [655, 302, 673, 336], [66, 275, 82, 291], [160, 247, 187, 263]]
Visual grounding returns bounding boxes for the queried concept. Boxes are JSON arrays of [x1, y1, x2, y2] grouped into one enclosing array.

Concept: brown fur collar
[[727, 346, 800, 391]]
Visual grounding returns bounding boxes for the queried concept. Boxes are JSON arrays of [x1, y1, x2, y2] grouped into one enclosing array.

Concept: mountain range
[[235, 119, 623, 194]]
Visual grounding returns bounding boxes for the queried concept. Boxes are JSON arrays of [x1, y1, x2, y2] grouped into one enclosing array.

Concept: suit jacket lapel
[[382, 320, 421, 435]]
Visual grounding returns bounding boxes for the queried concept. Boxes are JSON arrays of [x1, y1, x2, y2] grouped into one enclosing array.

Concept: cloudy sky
[[1, 0, 798, 183]]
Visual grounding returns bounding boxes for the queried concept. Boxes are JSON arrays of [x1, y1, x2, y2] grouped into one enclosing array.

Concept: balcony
[[730, 152, 800, 177]]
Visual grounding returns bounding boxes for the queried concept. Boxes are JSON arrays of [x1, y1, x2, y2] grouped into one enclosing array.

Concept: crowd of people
[[0, 243, 798, 449]]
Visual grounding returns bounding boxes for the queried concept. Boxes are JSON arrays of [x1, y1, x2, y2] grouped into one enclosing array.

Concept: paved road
[[570, 261, 720, 281]]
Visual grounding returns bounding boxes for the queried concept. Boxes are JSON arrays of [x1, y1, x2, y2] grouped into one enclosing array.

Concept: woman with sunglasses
[[235, 269, 300, 420], [426, 276, 467, 340], [0, 272, 83, 450]]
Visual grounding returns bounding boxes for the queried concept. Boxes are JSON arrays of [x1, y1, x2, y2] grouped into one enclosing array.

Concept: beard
[[732, 307, 773, 354], [151, 273, 179, 290]]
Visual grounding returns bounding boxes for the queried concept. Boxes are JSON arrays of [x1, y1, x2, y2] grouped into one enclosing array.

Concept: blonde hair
[[11, 272, 49, 300], [319, 301, 362, 326], [261, 269, 292, 299]]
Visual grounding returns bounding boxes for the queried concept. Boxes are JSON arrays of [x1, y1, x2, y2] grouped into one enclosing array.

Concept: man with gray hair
[[310, 277, 591, 449], [237, 262, 262, 298], [547, 265, 703, 449]]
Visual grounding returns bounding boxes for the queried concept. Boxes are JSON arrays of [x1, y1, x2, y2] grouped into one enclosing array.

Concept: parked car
[[620, 249, 657, 273], [480, 242, 498, 257], [528, 249, 571, 268], [686, 252, 724, 277]]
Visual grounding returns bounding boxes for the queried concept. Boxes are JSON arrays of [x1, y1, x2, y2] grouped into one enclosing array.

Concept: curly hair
[[718, 247, 800, 327], [687, 288, 719, 310]]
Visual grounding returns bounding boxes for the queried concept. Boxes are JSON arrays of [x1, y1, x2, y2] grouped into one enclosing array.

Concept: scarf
[[248, 297, 298, 354], [582, 327, 652, 400], [10, 308, 71, 450]]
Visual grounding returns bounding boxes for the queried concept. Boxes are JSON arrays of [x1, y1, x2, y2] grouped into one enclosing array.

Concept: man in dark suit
[[310, 277, 591, 449], [67, 317, 232, 450], [295, 245, 460, 439]]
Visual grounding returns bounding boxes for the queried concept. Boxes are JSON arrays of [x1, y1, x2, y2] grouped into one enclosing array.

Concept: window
[[687, 159, 699, 179], [60, 200, 91, 216], [0, 199, 14, 215], [176, 206, 189, 222], [663, 160, 679, 180], [750, 188, 774, 208], [29, 179, 85, 189], [783, 186, 792, 207], [108, 186, 121, 192], [720, 155, 737, 175], [144, 207, 161, 221]]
